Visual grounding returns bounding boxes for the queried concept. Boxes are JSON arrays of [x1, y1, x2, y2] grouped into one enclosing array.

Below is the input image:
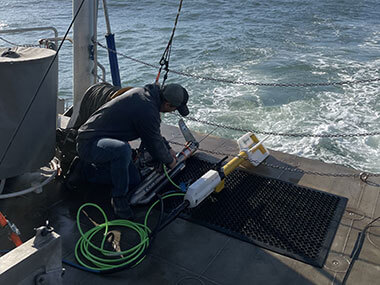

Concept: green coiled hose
[[75, 192, 185, 272]]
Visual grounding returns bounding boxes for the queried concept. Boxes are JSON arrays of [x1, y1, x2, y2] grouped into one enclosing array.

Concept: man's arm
[[162, 137, 178, 168], [136, 111, 175, 167]]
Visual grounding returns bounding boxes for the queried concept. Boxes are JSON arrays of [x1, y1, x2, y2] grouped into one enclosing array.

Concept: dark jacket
[[77, 84, 173, 164]]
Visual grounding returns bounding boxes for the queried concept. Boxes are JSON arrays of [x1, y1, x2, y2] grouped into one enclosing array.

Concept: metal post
[[69, 0, 98, 127], [102, 0, 112, 34]]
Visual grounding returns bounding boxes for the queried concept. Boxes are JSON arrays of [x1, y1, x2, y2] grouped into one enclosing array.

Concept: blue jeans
[[77, 138, 141, 198]]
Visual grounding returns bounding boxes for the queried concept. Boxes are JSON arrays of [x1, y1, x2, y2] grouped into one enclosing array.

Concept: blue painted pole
[[105, 33, 121, 87]]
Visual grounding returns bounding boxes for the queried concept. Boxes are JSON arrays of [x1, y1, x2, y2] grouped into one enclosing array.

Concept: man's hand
[[168, 156, 177, 169], [168, 149, 177, 169], [169, 149, 177, 160]]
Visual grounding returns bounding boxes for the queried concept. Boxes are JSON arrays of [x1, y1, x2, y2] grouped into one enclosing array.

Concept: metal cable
[[96, 42, 380, 138], [97, 41, 157, 68], [181, 115, 380, 138], [170, 70, 380, 87], [98, 40, 380, 139], [96, 42, 380, 88]]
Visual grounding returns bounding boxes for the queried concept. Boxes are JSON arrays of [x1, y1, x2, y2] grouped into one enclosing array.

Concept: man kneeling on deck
[[70, 83, 189, 219]]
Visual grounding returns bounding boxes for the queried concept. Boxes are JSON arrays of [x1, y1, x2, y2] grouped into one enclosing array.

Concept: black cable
[[62, 259, 100, 274], [156, 0, 183, 85], [0, 0, 87, 167], [161, 44, 173, 87], [149, 194, 165, 238], [159, 0, 183, 64], [157, 200, 190, 232], [342, 215, 380, 284]]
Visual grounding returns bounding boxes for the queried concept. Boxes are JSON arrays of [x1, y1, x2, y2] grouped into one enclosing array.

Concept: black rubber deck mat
[[162, 156, 348, 267]]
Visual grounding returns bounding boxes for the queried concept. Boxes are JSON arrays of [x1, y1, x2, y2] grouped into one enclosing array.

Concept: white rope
[[0, 158, 59, 199]]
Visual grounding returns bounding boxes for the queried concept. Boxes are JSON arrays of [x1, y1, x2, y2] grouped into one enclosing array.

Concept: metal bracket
[[33, 221, 54, 247], [35, 267, 65, 285], [89, 44, 94, 60]]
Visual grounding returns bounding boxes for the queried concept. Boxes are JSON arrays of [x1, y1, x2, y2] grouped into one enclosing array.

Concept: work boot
[[111, 197, 135, 220], [64, 156, 84, 191]]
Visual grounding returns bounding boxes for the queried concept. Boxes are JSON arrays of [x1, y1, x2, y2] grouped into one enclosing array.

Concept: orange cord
[[155, 69, 162, 84], [0, 211, 22, 247], [10, 232, 22, 247], [0, 212, 8, 227]]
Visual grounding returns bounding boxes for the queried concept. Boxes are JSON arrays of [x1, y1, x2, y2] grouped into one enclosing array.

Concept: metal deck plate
[[163, 157, 348, 267]]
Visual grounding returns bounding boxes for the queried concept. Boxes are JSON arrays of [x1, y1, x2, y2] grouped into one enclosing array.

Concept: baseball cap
[[161, 84, 189, 116]]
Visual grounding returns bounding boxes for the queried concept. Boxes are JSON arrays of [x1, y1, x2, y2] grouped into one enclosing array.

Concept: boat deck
[[1, 123, 379, 284]]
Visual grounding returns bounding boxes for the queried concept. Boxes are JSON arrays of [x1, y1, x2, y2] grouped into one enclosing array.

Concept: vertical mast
[[69, 0, 98, 127]]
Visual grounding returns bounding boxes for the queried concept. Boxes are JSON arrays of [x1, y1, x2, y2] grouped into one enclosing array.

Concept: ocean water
[[1, 0, 380, 173]]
